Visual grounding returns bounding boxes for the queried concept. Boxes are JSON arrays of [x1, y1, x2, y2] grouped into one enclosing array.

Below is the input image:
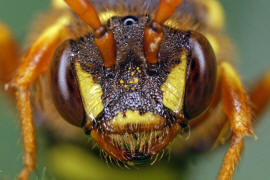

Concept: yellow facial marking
[[124, 84, 128, 88], [110, 110, 165, 127], [120, 79, 124, 84], [131, 71, 135, 76], [75, 62, 104, 119], [161, 52, 187, 114]]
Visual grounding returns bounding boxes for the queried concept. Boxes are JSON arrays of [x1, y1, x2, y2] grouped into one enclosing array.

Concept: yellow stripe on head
[[75, 62, 104, 120], [110, 110, 165, 127], [161, 51, 187, 114]]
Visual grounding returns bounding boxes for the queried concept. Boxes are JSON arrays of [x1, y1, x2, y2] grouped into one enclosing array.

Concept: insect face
[[50, 13, 217, 161], [2, 1, 269, 179]]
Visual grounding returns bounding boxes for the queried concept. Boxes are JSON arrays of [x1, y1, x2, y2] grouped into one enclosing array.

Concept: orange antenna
[[65, 0, 116, 67], [144, 0, 184, 64]]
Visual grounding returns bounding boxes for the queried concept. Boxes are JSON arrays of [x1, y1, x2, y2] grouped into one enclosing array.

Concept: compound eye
[[50, 41, 85, 127], [184, 31, 217, 119], [122, 16, 138, 26]]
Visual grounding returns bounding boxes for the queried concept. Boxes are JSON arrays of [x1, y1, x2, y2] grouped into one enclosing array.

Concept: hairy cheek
[[90, 123, 180, 161]]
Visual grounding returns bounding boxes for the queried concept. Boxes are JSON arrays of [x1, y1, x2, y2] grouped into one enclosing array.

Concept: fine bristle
[[100, 146, 169, 168], [107, 126, 170, 160]]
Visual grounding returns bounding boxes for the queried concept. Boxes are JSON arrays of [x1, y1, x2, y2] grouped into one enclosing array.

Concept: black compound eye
[[184, 31, 217, 120], [122, 16, 138, 26], [50, 41, 85, 127]]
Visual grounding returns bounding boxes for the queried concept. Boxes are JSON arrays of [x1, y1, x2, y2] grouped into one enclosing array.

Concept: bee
[[0, 0, 269, 180]]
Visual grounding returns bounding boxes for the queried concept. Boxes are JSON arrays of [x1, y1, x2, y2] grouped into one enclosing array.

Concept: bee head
[[50, 1, 217, 162]]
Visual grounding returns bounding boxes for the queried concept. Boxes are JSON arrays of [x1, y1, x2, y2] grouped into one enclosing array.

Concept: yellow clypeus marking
[[110, 110, 165, 127], [161, 52, 187, 114], [75, 62, 104, 120]]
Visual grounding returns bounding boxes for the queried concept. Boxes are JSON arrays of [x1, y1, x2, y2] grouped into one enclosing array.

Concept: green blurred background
[[0, 0, 270, 179]]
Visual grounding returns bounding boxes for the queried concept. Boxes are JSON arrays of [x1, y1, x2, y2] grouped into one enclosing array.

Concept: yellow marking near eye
[[131, 72, 135, 76], [110, 110, 165, 127], [124, 84, 128, 88], [131, 87, 135, 91], [161, 52, 187, 114], [75, 62, 104, 120], [120, 79, 124, 84], [129, 80, 134, 84]]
